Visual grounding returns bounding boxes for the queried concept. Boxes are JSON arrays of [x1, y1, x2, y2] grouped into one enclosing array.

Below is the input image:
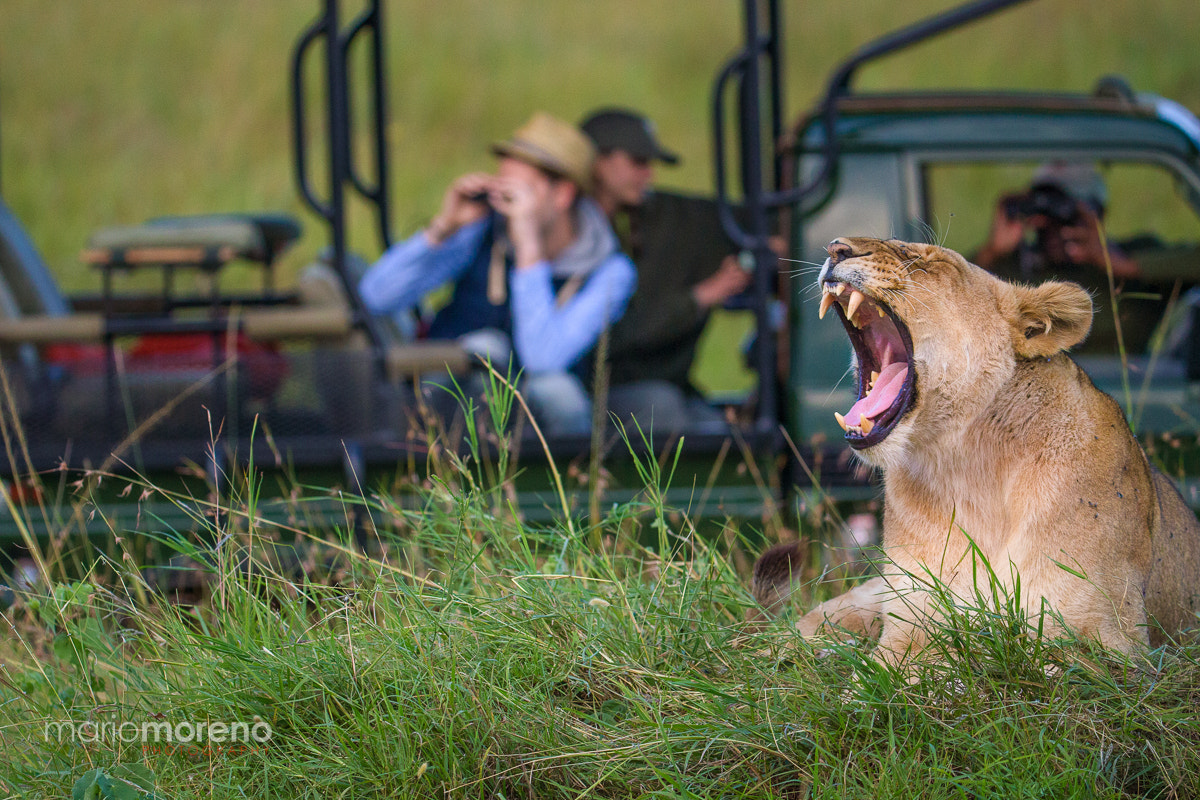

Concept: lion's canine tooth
[[819, 291, 836, 320], [860, 416, 875, 435], [877, 306, 886, 318], [834, 412, 848, 431], [870, 370, 880, 386], [846, 290, 865, 323]]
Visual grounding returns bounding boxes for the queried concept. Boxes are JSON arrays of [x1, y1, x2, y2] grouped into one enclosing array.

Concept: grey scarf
[[549, 198, 618, 279]]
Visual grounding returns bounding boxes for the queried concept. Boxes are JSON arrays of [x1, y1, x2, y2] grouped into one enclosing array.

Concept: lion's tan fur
[[758, 237, 1200, 663]]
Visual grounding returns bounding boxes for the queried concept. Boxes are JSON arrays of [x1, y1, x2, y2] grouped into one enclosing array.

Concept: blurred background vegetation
[[2, 0, 1199, 391]]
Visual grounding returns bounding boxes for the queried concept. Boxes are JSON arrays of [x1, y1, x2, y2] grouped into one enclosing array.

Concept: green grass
[[4, 9, 1200, 792], [1, 392, 1199, 799]]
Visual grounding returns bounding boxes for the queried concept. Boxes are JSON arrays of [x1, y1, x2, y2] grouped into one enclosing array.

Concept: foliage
[[2, 406, 1198, 799]]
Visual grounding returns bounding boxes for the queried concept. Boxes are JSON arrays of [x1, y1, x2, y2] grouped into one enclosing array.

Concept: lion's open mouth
[[819, 281, 915, 449]]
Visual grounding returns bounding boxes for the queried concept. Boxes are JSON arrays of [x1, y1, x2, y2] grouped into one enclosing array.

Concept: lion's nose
[[827, 240, 854, 264]]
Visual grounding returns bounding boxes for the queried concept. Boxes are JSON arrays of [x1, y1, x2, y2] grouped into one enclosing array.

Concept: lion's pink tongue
[[845, 362, 908, 427]]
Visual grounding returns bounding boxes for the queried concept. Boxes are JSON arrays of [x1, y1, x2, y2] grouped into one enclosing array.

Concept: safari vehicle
[[787, 90, 1200, 456], [732, 0, 1200, 500], [2, 0, 1200, 545]]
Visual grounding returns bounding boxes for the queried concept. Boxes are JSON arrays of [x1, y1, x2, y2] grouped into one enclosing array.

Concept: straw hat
[[492, 112, 596, 191]]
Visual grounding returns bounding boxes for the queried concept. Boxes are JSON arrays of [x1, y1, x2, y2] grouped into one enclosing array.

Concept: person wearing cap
[[580, 107, 751, 432], [358, 111, 636, 436], [973, 161, 1187, 353]]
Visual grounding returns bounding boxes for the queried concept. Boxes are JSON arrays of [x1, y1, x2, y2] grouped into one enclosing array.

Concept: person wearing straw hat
[[359, 112, 636, 436], [580, 107, 750, 433]]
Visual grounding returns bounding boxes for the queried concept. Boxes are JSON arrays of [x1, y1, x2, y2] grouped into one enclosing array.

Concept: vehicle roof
[[787, 89, 1200, 160]]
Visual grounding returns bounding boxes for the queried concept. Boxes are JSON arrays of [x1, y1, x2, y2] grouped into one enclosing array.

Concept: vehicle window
[[924, 160, 1200, 256], [921, 161, 1035, 255], [921, 160, 1200, 358], [691, 309, 757, 397], [1102, 163, 1200, 243]]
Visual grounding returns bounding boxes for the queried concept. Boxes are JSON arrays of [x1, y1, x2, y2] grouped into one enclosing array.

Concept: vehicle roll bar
[[714, 0, 1035, 242], [291, 0, 393, 353], [712, 0, 1034, 433]]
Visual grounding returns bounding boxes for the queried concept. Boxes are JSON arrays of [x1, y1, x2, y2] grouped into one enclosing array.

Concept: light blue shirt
[[359, 218, 636, 373]]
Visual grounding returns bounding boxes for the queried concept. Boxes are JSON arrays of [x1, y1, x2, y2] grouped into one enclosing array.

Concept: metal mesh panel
[[3, 344, 414, 470]]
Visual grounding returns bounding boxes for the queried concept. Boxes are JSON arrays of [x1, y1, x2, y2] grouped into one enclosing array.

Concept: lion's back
[[1147, 468, 1200, 642]]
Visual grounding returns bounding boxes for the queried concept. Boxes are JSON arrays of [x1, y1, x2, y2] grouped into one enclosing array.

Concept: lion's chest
[[882, 370, 1149, 577], [882, 434, 1047, 561]]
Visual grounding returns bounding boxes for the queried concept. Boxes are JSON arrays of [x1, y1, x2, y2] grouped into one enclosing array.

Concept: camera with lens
[[1003, 184, 1082, 226], [466, 189, 513, 206]]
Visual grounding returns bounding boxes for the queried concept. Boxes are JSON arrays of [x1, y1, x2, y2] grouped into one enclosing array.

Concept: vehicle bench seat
[[385, 342, 470, 380], [83, 213, 301, 268], [296, 260, 469, 378]]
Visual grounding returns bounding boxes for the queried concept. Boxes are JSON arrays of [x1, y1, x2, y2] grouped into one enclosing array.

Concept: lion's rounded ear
[[1010, 281, 1093, 359]]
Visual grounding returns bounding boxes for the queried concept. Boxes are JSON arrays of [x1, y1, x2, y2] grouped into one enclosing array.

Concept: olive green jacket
[[602, 190, 739, 392]]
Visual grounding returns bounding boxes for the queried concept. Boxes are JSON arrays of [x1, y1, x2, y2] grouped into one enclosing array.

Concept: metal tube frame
[[291, 0, 393, 357], [712, 0, 1035, 435]]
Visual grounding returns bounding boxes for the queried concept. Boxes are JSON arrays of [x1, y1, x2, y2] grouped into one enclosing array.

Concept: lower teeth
[[834, 412, 877, 435]]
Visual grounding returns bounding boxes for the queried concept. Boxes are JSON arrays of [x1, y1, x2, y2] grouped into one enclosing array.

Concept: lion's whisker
[[884, 286, 932, 313], [786, 268, 825, 279], [786, 267, 828, 280], [826, 362, 857, 399], [778, 257, 827, 268]]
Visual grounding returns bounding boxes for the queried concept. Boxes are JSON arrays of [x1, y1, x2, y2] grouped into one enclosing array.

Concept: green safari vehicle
[[719, 0, 1200, 504], [1, 0, 1200, 556]]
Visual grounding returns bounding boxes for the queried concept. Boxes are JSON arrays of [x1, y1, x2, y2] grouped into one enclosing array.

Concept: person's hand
[[974, 195, 1028, 268], [488, 178, 544, 269], [1061, 204, 1140, 279], [426, 173, 495, 245], [1059, 204, 1108, 266], [693, 254, 753, 309]]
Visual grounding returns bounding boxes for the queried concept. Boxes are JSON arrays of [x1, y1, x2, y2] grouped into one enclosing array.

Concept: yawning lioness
[[754, 237, 1200, 664]]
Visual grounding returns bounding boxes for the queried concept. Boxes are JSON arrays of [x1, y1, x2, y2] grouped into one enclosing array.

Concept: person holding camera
[[974, 161, 1142, 282], [358, 112, 636, 436], [971, 161, 1170, 353]]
